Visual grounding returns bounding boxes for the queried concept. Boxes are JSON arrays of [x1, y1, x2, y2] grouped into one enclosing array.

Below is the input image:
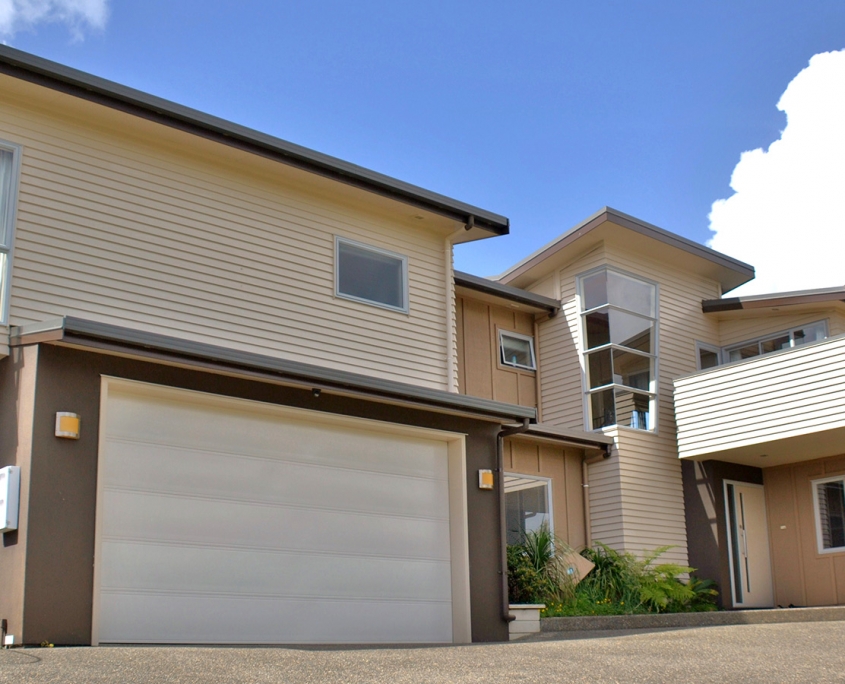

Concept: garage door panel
[[100, 542, 453, 600], [97, 382, 464, 644], [101, 441, 450, 520], [101, 490, 451, 560], [106, 390, 447, 480], [99, 593, 453, 644]]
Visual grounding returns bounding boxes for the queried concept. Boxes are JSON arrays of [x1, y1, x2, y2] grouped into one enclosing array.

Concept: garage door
[[93, 379, 469, 644]]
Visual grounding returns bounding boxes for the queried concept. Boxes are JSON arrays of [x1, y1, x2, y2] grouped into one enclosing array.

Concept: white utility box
[[0, 466, 21, 533]]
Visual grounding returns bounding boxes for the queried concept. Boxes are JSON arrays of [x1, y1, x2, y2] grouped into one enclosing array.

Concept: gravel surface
[[1, 622, 843, 683]]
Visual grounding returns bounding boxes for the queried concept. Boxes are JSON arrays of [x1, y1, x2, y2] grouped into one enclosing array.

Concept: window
[[725, 321, 828, 364], [0, 141, 21, 324], [696, 342, 721, 371], [579, 268, 657, 431], [813, 476, 845, 553], [505, 474, 552, 545], [335, 237, 408, 312], [499, 330, 536, 370]]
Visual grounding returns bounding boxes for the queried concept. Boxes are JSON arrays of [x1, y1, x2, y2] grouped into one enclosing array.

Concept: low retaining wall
[[542, 605, 845, 632]]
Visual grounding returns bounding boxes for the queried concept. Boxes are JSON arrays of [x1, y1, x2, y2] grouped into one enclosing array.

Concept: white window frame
[[723, 320, 829, 364], [498, 330, 537, 371], [0, 140, 22, 325], [695, 341, 722, 371], [504, 473, 554, 542], [576, 265, 659, 433], [334, 236, 409, 313], [811, 474, 845, 555]]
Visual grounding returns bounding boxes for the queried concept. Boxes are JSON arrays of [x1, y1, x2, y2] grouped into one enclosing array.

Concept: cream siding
[[674, 334, 845, 459], [530, 241, 723, 565], [718, 310, 845, 347], [0, 77, 455, 390]]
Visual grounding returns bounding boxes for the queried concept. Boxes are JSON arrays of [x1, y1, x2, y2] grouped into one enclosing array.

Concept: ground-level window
[[505, 474, 552, 545], [499, 330, 536, 370], [813, 475, 845, 553], [578, 267, 657, 431]]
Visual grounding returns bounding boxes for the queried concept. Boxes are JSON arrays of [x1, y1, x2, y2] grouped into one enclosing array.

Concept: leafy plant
[[507, 524, 576, 605]]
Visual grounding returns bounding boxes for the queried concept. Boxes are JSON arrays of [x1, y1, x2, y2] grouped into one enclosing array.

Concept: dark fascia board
[[454, 270, 560, 314], [9, 317, 536, 422], [497, 207, 755, 287], [702, 285, 845, 313], [514, 422, 613, 451], [0, 45, 508, 235]]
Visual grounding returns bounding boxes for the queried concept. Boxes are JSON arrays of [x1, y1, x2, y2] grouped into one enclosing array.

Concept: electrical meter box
[[0, 466, 21, 533]]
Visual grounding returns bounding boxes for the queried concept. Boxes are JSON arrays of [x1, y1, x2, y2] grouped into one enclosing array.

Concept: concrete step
[[542, 605, 845, 632]]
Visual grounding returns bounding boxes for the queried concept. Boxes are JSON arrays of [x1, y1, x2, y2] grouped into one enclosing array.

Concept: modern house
[[1, 46, 842, 648]]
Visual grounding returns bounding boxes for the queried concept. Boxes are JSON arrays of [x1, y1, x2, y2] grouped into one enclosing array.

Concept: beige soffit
[[9, 317, 537, 423], [496, 207, 755, 293], [454, 271, 560, 315], [702, 285, 845, 318], [0, 45, 507, 241]]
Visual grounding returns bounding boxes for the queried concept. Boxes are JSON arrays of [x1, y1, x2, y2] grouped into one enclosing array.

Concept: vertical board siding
[[455, 295, 537, 408], [531, 241, 722, 565], [764, 454, 845, 608], [674, 334, 845, 458], [0, 85, 452, 389]]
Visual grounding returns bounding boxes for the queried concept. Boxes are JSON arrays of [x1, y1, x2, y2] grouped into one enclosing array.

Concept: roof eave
[[454, 271, 560, 314]]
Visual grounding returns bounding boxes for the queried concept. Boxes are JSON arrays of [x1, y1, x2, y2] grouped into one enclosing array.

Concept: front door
[[724, 481, 774, 608]]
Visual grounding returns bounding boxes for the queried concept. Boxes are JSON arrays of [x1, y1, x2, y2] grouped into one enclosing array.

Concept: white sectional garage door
[[94, 380, 467, 644]]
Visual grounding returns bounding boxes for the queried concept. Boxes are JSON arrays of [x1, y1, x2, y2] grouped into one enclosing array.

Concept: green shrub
[[507, 524, 576, 605]]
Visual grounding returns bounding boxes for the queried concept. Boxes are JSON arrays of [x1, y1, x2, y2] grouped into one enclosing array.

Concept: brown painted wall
[[14, 343, 508, 645], [456, 295, 537, 408], [0, 346, 38, 641], [764, 454, 845, 608], [682, 459, 763, 609], [504, 439, 587, 550]]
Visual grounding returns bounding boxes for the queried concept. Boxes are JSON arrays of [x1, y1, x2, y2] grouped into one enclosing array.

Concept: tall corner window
[[578, 267, 657, 431], [499, 330, 536, 370], [505, 474, 552, 545], [335, 237, 408, 313], [0, 142, 21, 324], [813, 475, 845, 553]]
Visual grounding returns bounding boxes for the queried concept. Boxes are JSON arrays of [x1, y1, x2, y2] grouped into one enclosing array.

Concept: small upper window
[[813, 476, 845, 553], [499, 331, 536, 370], [725, 321, 828, 363], [335, 237, 408, 312], [697, 343, 721, 370]]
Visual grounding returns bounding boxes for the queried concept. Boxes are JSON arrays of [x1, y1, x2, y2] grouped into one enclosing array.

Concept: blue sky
[[3, 1, 845, 281]]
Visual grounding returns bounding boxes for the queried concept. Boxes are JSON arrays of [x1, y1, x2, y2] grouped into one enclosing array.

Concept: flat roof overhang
[[703, 285, 845, 314], [680, 426, 845, 469], [0, 45, 508, 238], [507, 422, 612, 453], [454, 271, 560, 316], [10, 317, 536, 424]]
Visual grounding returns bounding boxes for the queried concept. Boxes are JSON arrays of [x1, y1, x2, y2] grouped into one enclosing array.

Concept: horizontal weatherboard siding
[[1, 77, 453, 389]]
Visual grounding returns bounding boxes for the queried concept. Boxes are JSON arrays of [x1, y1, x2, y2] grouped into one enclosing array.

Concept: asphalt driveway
[[1, 621, 843, 684]]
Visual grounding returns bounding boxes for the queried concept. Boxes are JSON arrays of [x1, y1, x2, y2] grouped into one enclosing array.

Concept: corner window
[[579, 268, 657, 431], [725, 321, 828, 364], [335, 237, 408, 312], [499, 331, 536, 370], [0, 142, 21, 324], [505, 474, 552, 545], [813, 476, 845, 553], [696, 342, 721, 370]]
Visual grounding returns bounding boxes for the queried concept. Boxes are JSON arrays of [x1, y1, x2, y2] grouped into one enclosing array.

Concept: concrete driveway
[[1, 622, 843, 684]]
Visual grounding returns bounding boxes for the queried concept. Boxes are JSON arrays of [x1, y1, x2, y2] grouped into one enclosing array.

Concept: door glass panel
[[817, 480, 845, 550], [587, 348, 612, 389], [612, 349, 651, 390], [614, 389, 650, 430], [607, 271, 656, 317], [726, 484, 743, 604], [590, 389, 615, 429]]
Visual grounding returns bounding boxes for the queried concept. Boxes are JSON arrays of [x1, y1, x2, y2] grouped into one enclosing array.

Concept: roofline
[[0, 45, 508, 235], [511, 422, 613, 451], [496, 207, 755, 286], [702, 285, 845, 313], [9, 317, 535, 422], [454, 270, 560, 314]]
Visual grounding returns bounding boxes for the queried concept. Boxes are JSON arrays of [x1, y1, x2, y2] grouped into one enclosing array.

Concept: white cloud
[[708, 50, 845, 296], [0, 0, 108, 39]]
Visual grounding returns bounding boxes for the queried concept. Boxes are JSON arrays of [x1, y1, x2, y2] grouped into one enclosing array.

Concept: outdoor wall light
[[55, 412, 81, 439], [478, 469, 494, 490]]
